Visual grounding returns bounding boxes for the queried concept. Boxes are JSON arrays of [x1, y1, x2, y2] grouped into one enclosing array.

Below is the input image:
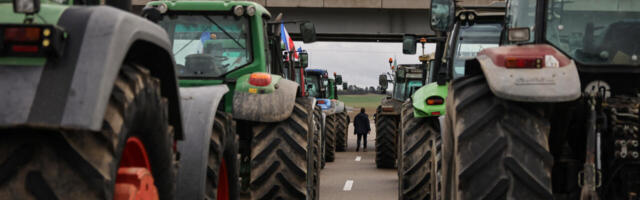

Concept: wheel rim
[[217, 159, 230, 200], [114, 137, 159, 200]]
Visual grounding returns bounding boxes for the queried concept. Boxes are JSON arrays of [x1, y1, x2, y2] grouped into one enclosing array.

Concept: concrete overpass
[[132, 0, 503, 42]]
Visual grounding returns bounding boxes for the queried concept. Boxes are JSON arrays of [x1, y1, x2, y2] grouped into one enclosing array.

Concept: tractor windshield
[[306, 75, 322, 98], [392, 80, 406, 100], [452, 23, 502, 78], [158, 14, 252, 78], [545, 0, 640, 66]]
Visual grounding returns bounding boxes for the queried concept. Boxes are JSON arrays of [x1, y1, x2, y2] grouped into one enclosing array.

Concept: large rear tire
[[249, 98, 318, 200], [443, 74, 553, 200], [375, 109, 397, 169], [0, 64, 177, 199], [324, 114, 336, 162], [335, 112, 348, 152], [398, 100, 439, 200]]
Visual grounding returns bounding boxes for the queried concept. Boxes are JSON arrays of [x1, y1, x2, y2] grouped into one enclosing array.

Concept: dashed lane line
[[343, 180, 354, 191], [355, 156, 361, 161]]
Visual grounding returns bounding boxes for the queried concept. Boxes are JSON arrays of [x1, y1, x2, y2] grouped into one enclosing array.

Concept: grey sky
[[294, 41, 436, 87]]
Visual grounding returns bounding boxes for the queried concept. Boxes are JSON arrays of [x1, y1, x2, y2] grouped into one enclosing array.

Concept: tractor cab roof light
[[249, 72, 271, 87], [233, 5, 245, 17], [246, 6, 256, 16], [13, 0, 40, 14]]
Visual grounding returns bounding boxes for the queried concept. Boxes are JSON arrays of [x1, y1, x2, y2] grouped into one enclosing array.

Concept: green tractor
[[374, 60, 426, 169], [305, 69, 348, 164], [397, 0, 504, 199], [0, 0, 184, 199], [439, 0, 640, 199], [142, 1, 320, 199]]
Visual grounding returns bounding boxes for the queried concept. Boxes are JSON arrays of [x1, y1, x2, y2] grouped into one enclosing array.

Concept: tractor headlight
[[233, 5, 245, 17], [13, 0, 40, 14], [246, 6, 256, 16], [467, 13, 475, 21]]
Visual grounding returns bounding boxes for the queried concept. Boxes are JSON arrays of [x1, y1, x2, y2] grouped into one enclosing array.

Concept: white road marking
[[355, 156, 361, 161], [343, 180, 354, 191]]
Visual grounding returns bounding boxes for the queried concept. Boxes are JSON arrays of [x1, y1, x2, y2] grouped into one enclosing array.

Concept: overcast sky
[[294, 41, 436, 88]]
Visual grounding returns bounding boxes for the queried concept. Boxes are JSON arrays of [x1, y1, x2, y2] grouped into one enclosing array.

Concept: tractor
[[305, 69, 348, 165], [142, 1, 320, 199], [398, 0, 505, 199], [435, 0, 640, 199], [0, 0, 184, 199], [374, 61, 425, 169]]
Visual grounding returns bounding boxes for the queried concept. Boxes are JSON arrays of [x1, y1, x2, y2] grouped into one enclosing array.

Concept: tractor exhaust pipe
[[105, 0, 132, 11]]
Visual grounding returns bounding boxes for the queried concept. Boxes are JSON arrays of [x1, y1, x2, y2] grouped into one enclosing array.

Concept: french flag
[[280, 23, 298, 60]]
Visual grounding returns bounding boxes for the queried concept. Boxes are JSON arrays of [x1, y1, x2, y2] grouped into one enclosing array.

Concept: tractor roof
[[305, 69, 328, 75], [147, 1, 271, 19]]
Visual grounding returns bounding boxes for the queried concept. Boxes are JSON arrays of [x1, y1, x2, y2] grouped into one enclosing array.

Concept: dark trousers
[[356, 133, 367, 150]]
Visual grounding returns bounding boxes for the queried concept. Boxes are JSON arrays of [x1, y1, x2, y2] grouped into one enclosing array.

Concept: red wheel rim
[[217, 159, 230, 200], [114, 137, 159, 200]]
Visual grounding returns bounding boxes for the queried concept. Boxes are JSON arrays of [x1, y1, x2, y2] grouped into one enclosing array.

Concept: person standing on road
[[354, 108, 370, 152]]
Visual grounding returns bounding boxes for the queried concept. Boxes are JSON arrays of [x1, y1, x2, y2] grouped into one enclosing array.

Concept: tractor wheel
[[335, 112, 349, 152], [375, 110, 397, 169], [0, 64, 176, 199], [398, 100, 439, 200], [443, 74, 553, 200], [312, 105, 324, 170], [324, 114, 336, 162], [206, 113, 237, 200], [249, 98, 318, 199]]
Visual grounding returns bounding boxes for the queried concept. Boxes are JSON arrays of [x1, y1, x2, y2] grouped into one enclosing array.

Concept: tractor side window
[[504, 0, 537, 44], [263, 18, 271, 73]]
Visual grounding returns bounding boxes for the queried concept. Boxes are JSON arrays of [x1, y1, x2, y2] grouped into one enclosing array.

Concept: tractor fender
[[377, 98, 403, 116], [333, 100, 346, 114], [175, 85, 229, 200], [0, 6, 184, 138], [410, 82, 448, 118], [232, 78, 298, 122], [476, 44, 581, 102]]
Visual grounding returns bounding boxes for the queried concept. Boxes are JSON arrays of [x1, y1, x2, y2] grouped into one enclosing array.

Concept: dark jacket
[[353, 112, 370, 135]]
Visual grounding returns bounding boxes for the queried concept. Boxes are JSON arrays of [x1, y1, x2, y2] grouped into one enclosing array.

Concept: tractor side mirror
[[300, 22, 317, 43], [335, 75, 343, 85], [402, 34, 417, 55], [342, 82, 348, 89], [379, 74, 388, 90], [299, 52, 309, 68], [430, 0, 455, 32]]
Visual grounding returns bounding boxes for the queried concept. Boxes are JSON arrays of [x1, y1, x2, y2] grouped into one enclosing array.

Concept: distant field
[[339, 94, 386, 119]]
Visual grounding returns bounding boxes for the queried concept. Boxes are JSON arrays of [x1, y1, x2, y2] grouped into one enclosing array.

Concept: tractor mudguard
[[332, 100, 346, 114], [0, 6, 183, 138], [411, 82, 448, 118], [378, 98, 403, 116], [232, 78, 298, 122], [476, 44, 581, 102], [176, 85, 229, 200]]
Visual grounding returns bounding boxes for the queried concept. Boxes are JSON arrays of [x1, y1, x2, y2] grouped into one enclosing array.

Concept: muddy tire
[[313, 105, 325, 171], [335, 112, 349, 152], [249, 98, 318, 199], [0, 64, 176, 199], [324, 114, 336, 162], [206, 113, 238, 199], [375, 110, 397, 169], [398, 100, 439, 200], [443, 74, 553, 200]]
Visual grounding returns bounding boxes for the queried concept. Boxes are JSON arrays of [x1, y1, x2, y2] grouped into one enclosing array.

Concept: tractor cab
[[305, 68, 332, 110], [391, 64, 424, 101]]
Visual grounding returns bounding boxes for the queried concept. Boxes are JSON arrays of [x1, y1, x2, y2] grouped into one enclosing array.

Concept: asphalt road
[[320, 122, 397, 200]]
